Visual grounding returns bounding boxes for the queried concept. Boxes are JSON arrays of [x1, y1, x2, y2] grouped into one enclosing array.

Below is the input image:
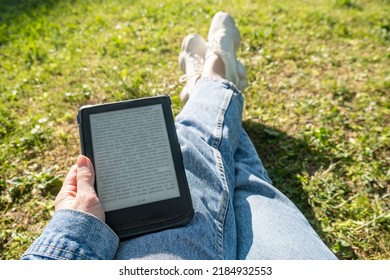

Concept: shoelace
[[179, 52, 205, 83], [205, 39, 232, 62]]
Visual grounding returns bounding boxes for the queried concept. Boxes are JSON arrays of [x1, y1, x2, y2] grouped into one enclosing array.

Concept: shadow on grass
[[243, 120, 331, 242], [0, 0, 60, 43], [0, 0, 59, 21]]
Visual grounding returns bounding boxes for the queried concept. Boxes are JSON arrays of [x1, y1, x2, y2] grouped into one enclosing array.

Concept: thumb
[[77, 155, 95, 191], [74, 155, 105, 222]]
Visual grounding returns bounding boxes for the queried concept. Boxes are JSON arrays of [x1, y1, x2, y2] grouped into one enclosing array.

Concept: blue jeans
[[22, 78, 336, 260]]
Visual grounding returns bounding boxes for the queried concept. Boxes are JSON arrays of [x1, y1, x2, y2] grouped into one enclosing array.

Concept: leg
[[201, 12, 336, 260], [233, 128, 337, 259], [114, 13, 245, 259], [114, 78, 243, 259]]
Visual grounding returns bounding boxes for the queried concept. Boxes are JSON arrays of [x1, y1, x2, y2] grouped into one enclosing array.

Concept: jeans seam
[[211, 89, 233, 259]]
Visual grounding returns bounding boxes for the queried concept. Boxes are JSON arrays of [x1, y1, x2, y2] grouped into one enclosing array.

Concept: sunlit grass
[[0, 0, 389, 259]]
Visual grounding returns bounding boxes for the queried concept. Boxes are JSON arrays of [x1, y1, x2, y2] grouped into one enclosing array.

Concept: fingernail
[[77, 155, 88, 168]]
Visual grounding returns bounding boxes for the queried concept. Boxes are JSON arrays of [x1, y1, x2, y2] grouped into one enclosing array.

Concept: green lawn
[[0, 0, 389, 259]]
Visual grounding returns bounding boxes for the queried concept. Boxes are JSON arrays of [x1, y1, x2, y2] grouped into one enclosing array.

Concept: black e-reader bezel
[[77, 95, 193, 240]]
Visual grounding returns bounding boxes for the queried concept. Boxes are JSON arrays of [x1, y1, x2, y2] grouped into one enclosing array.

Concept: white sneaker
[[237, 60, 248, 91], [178, 34, 207, 103], [207, 12, 246, 90]]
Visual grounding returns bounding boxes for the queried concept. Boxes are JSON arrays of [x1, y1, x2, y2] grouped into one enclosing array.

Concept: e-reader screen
[[78, 96, 193, 239], [89, 104, 181, 212]]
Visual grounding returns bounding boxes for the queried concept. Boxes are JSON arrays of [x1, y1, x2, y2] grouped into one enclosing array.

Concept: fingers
[[55, 155, 105, 221], [63, 164, 77, 187], [55, 164, 77, 211]]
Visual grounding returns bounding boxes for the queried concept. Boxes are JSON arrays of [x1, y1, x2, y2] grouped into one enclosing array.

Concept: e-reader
[[77, 95, 194, 239]]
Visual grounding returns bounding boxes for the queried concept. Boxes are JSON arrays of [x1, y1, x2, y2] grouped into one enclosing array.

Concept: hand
[[55, 155, 105, 222]]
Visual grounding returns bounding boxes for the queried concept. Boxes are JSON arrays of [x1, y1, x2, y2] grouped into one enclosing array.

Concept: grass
[[0, 0, 389, 259]]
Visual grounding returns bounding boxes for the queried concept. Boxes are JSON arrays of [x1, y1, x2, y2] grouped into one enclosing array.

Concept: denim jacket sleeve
[[21, 209, 119, 260]]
